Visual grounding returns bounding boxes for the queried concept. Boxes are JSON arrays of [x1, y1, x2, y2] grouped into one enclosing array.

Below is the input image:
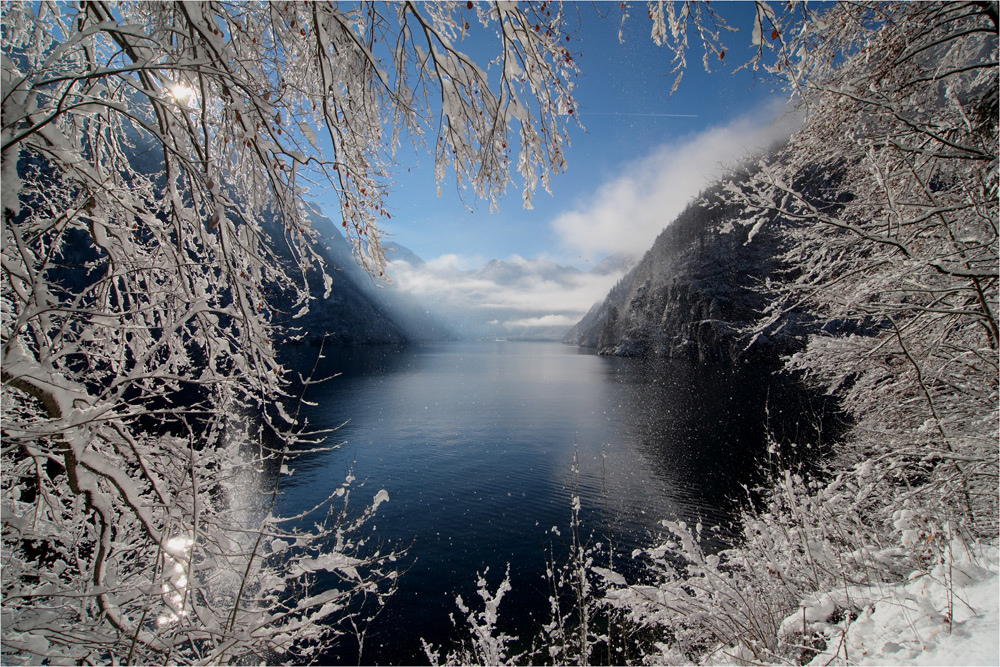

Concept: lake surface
[[275, 341, 824, 664]]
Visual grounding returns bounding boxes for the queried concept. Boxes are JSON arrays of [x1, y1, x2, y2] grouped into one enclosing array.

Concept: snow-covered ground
[[796, 539, 999, 666]]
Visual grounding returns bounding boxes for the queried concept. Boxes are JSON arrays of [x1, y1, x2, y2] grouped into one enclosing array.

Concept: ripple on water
[[273, 341, 818, 664]]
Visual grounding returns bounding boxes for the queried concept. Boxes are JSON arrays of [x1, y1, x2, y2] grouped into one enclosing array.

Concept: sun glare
[[157, 534, 194, 626], [169, 83, 196, 105]]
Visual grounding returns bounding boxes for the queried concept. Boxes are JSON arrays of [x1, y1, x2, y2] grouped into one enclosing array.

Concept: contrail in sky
[[584, 112, 699, 118]]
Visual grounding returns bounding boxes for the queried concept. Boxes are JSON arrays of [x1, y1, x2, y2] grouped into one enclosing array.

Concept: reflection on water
[[275, 341, 832, 664]]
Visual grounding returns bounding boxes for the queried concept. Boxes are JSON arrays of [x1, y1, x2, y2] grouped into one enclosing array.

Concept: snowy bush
[[422, 566, 520, 667]]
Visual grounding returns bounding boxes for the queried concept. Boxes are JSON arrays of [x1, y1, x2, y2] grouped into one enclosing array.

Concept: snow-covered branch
[[2, 1, 578, 662]]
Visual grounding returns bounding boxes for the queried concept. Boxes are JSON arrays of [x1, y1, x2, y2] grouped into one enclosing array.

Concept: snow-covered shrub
[[0, 397, 401, 664], [601, 449, 994, 666], [422, 566, 520, 667], [533, 496, 609, 667], [603, 474, 824, 664]]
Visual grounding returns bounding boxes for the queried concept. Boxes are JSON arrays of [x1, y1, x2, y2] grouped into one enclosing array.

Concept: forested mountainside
[[565, 180, 808, 363], [270, 211, 452, 346], [22, 111, 447, 349]]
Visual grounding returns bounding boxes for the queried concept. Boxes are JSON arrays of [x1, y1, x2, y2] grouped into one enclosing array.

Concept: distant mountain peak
[[589, 253, 637, 276], [383, 242, 425, 266]]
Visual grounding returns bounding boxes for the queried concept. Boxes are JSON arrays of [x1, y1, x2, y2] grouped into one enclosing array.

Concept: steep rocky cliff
[[565, 185, 806, 363]]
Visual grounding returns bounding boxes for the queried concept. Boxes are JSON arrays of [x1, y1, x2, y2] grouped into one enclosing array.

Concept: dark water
[[275, 341, 827, 664]]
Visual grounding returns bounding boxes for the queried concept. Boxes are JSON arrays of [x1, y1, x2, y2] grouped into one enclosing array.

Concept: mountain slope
[[564, 183, 807, 363], [270, 212, 452, 345]]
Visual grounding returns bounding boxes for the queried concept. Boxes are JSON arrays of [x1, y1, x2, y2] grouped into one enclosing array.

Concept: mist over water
[[276, 341, 828, 664]]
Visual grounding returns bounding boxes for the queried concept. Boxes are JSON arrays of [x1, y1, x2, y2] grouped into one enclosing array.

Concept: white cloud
[[426, 253, 484, 271], [387, 257, 625, 322], [384, 101, 796, 337], [552, 99, 799, 258], [503, 314, 580, 328]]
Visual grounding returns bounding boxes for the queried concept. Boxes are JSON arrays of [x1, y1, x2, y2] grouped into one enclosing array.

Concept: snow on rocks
[[788, 539, 999, 666]]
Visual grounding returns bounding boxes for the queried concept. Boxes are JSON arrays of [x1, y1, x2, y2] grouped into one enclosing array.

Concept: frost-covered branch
[[2, 1, 580, 662]]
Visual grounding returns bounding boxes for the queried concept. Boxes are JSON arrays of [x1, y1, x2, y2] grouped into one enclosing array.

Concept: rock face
[[565, 187, 805, 363]]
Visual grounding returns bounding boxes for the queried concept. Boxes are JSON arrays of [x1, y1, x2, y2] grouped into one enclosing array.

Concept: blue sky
[[320, 2, 796, 271]]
